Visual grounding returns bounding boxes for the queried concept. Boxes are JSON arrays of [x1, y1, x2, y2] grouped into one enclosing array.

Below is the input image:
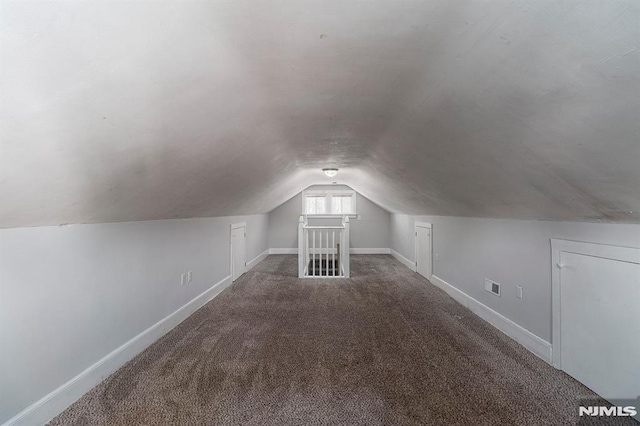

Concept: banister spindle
[[332, 230, 335, 276]]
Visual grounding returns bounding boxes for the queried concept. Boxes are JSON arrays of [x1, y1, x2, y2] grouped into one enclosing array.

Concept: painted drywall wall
[[269, 185, 390, 250], [0, 214, 268, 424], [390, 214, 640, 342], [3, 1, 640, 228]]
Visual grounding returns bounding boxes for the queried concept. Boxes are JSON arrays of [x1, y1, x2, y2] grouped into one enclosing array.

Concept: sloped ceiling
[[2, 0, 639, 228]]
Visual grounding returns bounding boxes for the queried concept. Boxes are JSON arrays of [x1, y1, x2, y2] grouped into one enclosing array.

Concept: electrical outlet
[[187, 271, 192, 283], [516, 285, 523, 299], [180, 273, 186, 286], [435, 253, 439, 261]]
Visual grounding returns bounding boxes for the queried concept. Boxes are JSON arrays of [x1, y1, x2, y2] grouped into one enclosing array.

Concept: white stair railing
[[342, 215, 350, 278], [298, 215, 306, 278], [298, 215, 350, 278]]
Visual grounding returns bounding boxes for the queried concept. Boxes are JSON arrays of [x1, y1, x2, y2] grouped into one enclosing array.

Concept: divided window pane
[[305, 196, 326, 214], [331, 196, 352, 214], [303, 192, 354, 215]]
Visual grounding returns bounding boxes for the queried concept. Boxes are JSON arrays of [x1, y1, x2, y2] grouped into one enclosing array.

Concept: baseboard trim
[[246, 249, 269, 270], [2, 275, 233, 426], [391, 249, 416, 272], [269, 248, 298, 255], [429, 274, 468, 306], [430, 274, 552, 364], [350, 248, 390, 254], [270, 248, 392, 255]]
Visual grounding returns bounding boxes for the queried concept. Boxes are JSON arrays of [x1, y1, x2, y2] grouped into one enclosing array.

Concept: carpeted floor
[[50, 255, 633, 425]]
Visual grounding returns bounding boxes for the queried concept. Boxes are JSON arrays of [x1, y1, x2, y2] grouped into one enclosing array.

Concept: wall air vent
[[484, 278, 501, 297]]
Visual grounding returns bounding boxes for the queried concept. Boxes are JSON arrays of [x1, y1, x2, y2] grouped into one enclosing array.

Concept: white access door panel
[[231, 226, 246, 281], [416, 226, 432, 279], [560, 251, 640, 400]]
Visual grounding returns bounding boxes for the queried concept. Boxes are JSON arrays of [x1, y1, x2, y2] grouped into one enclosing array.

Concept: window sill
[[304, 214, 357, 218]]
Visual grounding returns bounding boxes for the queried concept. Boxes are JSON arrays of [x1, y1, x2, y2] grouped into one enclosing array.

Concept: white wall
[[268, 185, 390, 250], [0, 214, 268, 424], [390, 214, 640, 343]]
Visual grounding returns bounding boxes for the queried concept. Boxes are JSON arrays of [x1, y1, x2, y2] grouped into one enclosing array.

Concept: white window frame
[[302, 189, 357, 217]]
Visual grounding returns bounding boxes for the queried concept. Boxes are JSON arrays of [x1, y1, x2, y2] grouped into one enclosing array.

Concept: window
[[302, 190, 356, 215], [331, 195, 352, 214], [305, 196, 326, 215]]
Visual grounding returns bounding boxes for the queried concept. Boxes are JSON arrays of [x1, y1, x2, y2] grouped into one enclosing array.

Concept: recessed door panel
[[560, 251, 640, 400], [231, 227, 246, 281], [416, 226, 432, 279]]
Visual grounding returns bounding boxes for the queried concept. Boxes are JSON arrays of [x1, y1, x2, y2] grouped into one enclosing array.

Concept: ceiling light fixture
[[323, 168, 338, 178]]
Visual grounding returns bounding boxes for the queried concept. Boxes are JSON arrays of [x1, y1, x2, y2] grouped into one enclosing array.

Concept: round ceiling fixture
[[323, 168, 339, 178]]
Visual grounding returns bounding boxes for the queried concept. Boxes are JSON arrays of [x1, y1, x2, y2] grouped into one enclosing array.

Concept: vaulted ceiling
[[2, 0, 639, 228]]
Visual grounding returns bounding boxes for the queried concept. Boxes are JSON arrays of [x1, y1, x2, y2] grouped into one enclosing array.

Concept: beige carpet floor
[[50, 255, 633, 425]]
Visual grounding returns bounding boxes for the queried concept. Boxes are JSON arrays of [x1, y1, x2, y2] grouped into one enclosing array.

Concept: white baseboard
[[350, 248, 390, 254], [2, 275, 233, 426], [429, 274, 468, 306], [270, 248, 391, 255], [246, 249, 269, 270], [430, 275, 552, 364], [391, 249, 416, 272], [269, 248, 298, 255]]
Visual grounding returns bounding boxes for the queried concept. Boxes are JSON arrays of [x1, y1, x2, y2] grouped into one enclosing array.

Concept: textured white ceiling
[[2, 0, 639, 228]]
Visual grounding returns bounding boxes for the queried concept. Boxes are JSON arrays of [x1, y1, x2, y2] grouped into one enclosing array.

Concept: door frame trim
[[550, 238, 640, 368], [230, 222, 247, 281], [415, 222, 433, 279]]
